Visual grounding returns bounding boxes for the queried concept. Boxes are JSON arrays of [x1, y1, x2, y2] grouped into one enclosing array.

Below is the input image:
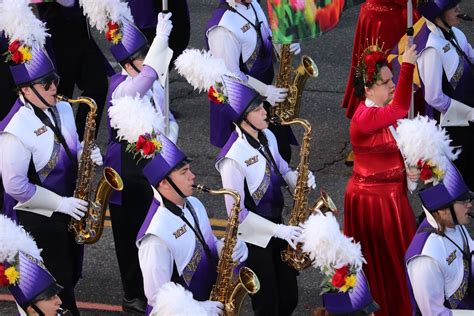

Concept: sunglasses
[[33, 75, 61, 91]]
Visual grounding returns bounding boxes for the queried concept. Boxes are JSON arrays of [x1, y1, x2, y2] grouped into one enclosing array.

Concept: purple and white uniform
[[137, 188, 218, 314], [216, 127, 290, 248]]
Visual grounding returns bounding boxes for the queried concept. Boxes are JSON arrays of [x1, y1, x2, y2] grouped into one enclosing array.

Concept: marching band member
[[344, 43, 419, 316], [136, 134, 247, 315], [415, 0, 474, 191], [0, 215, 69, 316], [206, 0, 298, 162], [0, 1, 102, 314], [79, 1, 178, 312], [406, 162, 474, 314], [35, 0, 111, 141], [215, 76, 316, 315]]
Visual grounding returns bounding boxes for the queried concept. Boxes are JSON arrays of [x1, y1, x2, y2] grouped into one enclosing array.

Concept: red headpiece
[[355, 42, 388, 87]]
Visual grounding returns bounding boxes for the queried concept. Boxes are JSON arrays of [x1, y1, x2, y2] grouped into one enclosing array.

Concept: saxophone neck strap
[[243, 129, 293, 196], [30, 102, 77, 166], [162, 194, 212, 257]]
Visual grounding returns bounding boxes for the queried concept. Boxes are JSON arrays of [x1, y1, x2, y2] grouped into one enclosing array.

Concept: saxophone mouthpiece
[[457, 13, 473, 21], [56, 94, 68, 102], [192, 184, 210, 193], [468, 213, 474, 218]]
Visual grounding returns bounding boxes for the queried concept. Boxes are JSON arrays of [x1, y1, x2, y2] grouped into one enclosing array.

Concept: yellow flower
[[18, 46, 32, 62], [151, 139, 162, 152], [109, 29, 122, 45], [339, 274, 357, 293], [433, 167, 445, 180], [5, 266, 20, 285]]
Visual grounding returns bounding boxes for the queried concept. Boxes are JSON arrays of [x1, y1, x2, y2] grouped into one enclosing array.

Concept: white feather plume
[[0, 215, 41, 264], [79, 0, 133, 32], [0, 0, 49, 48], [150, 282, 208, 315], [174, 48, 234, 93], [108, 94, 165, 143], [301, 212, 365, 273], [396, 115, 460, 171]]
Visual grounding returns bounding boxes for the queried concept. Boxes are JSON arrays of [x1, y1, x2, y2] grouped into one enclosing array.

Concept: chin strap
[[30, 304, 45, 316], [243, 118, 262, 133], [130, 60, 141, 74], [165, 176, 187, 200], [29, 86, 54, 108]]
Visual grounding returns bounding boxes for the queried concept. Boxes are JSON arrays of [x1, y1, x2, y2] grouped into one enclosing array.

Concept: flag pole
[[163, 0, 170, 136], [407, 0, 414, 119]]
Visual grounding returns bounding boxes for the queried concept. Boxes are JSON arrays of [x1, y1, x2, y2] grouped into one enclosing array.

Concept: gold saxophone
[[271, 44, 319, 122], [275, 118, 338, 271], [193, 184, 260, 316], [57, 95, 124, 244]]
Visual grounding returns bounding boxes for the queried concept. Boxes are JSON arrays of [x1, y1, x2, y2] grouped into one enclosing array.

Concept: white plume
[[79, 0, 133, 32], [151, 282, 208, 315], [301, 212, 365, 273], [0, 215, 41, 264], [109, 94, 165, 143], [396, 115, 460, 171], [0, 0, 49, 48], [226, 0, 237, 8], [174, 48, 234, 93]]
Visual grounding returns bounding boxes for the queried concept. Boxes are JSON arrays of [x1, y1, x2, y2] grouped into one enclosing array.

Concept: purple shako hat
[[9, 46, 56, 87], [9, 252, 62, 310], [323, 270, 379, 314], [110, 20, 148, 63], [142, 134, 190, 187], [211, 76, 265, 146], [419, 162, 473, 212], [418, 0, 461, 22]]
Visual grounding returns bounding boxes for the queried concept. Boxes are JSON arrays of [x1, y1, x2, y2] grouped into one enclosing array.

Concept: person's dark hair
[[119, 45, 149, 69], [353, 60, 388, 98]]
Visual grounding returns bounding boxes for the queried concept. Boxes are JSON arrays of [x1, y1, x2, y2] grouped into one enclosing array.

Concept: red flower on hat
[[207, 84, 227, 104], [331, 265, 348, 288], [135, 135, 147, 151], [8, 40, 21, 53], [0, 264, 9, 286], [11, 51, 24, 64], [127, 131, 163, 162]]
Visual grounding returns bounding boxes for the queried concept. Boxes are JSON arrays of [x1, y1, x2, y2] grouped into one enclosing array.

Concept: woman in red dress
[[342, 0, 420, 119], [343, 44, 419, 316]]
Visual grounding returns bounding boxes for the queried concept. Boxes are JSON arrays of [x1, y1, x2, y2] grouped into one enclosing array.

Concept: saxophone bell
[[310, 189, 339, 216]]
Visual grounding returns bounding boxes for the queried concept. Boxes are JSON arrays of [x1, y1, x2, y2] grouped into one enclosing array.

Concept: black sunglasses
[[33, 74, 61, 91]]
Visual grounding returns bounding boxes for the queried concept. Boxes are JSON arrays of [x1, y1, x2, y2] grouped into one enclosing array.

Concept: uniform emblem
[[173, 224, 187, 239], [34, 125, 48, 136], [446, 250, 457, 265], [443, 43, 451, 53], [245, 155, 259, 166], [241, 23, 251, 33]]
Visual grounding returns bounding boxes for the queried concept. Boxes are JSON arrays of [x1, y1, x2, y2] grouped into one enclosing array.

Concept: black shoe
[[122, 297, 147, 314]]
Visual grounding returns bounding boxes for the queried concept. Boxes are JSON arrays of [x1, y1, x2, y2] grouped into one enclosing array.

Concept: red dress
[[342, 0, 420, 118], [343, 63, 416, 316]]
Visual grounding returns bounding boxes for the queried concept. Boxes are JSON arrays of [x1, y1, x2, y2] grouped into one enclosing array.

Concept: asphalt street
[[1, 0, 473, 315]]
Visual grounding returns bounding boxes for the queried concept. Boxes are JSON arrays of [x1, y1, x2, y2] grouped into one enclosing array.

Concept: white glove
[[232, 239, 248, 263], [307, 171, 316, 189], [90, 146, 103, 166], [273, 224, 302, 249], [156, 12, 173, 37], [265, 85, 288, 106], [246, 76, 288, 106], [79, 142, 103, 166], [198, 300, 224, 316], [289, 43, 301, 55], [55, 197, 88, 220]]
